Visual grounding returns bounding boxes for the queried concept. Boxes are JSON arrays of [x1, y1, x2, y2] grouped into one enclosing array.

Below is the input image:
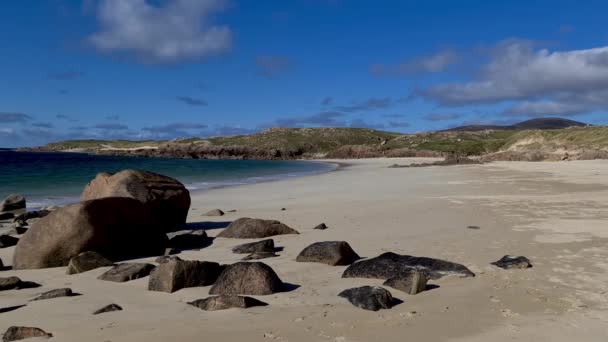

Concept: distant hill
[[443, 118, 589, 132]]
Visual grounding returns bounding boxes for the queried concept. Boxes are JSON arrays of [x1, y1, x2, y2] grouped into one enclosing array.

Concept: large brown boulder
[[296, 241, 360, 266], [80, 169, 190, 232], [217, 218, 299, 239], [148, 259, 221, 293], [209, 262, 285, 295], [12, 198, 168, 269]]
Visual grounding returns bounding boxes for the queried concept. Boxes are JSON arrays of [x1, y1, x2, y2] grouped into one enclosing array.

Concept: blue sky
[[1, 0, 608, 147]]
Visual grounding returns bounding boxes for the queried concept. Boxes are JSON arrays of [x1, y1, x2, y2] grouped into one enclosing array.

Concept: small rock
[[467, 225, 480, 230], [217, 218, 299, 239], [67, 251, 114, 275], [209, 262, 285, 295], [227, 209, 237, 213], [0, 235, 19, 248], [313, 223, 328, 230], [98, 263, 155, 282], [383, 271, 428, 295], [2, 326, 52, 341], [0, 194, 26, 212], [155, 255, 183, 264], [93, 303, 122, 315], [242, 251, 277, 260], [30, 288, 74, 301], [148, 259, 221, 293], [491, 255, 532, 269], [0, 277, 40, 291], [0, 213, 15, 221], [338, 286, 394, 311], [203, 209, 225, 216], [167, 230, 209, 250], [280, 208, 286, 211], [188, 295, 268, 311], [296, 241, 360, 266], [232, 239, 275, 254]]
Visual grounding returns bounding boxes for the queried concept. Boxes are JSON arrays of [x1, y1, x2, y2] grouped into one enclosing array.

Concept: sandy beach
[[1, 158, 608, 341]]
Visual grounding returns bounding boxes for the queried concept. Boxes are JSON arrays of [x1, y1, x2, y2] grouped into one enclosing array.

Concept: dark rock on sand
[[2, 326, 52, 341], [0, 194, 26, 212], [383, 271, 428, 295], [148, 259, 221, 293], [13, 197, 168, 269], [167, 230, 209, 250], [342, 252, 475, 280], [231, 239, 275, 254], [338, 286, 394, 311], [93, 304, 123, 315], [31, 288, 74, 301], [13, 210, 50, 225], [491, 255, 532, 269], [296, 241, 360, 266], [98, 263, 155, 283], [7, 225, 27, 235], [0, 277, 40, 291], [204, 209, 224, 216], [188, 295, 268, 311], [66, 251, 114, 275], [218, 218, 299, 239], [313, 223, 328, 230], [209, 262, 285, 295], [242, 251, 277, 260], [81, 169, 190, 232], [0, 235, 18, 248], [155, 255, 183, 264], [0, 305, 26, 314], [0, 213, 15, 221]]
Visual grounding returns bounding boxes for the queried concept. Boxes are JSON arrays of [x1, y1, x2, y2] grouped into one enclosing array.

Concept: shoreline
[[2, 158, 608, 341]]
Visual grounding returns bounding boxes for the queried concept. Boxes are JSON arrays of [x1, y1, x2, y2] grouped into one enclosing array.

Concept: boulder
[[491, 255, 532, 269], [231, 239, 275, 254], [167, 230, 209, 250], [148, 259, 221, 293], [0, 235, 19, 248], [0, 277, 40, 291], [2, 326, 52, 341], [188, 295, 268, 311], [204, 209, 224, 216], [209, 262, 285, 295], [0, 213, 14, 221], [313, 223, 328, 230], [31, 288, 74, 301], [12, 197, 168, 269], [342, 252, 475, 280], [66, 251, 114, 275], [338, 286, 394, 311], [383, 271, 428, 295], [242, 251, 277, 260], [296, 241, 360, 266], [13, 210, 50, 225], [217, 218, 299, 239], [81, 169, 190, 232], [0, 194, 26, 212], [98, 263, 155, 283], [93, 304, 122, 315]]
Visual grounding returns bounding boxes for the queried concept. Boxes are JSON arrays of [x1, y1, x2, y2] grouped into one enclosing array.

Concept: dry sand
[[1, 158, 608, 341]]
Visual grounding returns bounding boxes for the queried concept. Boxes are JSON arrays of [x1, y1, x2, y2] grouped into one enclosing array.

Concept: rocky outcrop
[[167, 230, 210, 250], [383, 271, 428, 295], [13, 197, 168, 269], [31, 288, 75, 301], [209, 262, 285, 295], [0, 235, 18, 248], [188, 295, 268, 311], [81, 169, 190, 232], [296, 241, 360, 266], [148, 259, 221, 293], [218, 218, 299, 239], [231, 239, 275, 254], [98, 263, 155, 283], [491, 255, 532, 269], [338, 286, 394, 311], [204, 209, 224, 216], [93, 304, 123, 315], [66, 251, 114, 275], [0, 194, 26, 212], [342, 252, 475, 280], [2, 326, 52, 341]]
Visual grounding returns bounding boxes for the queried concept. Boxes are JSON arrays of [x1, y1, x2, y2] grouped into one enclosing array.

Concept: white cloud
[[88, 0, 231, 63], [371, 50, 458, 76]]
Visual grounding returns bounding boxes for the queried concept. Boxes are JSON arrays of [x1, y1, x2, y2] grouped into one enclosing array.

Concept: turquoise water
[[0, 151, 335, 209]]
